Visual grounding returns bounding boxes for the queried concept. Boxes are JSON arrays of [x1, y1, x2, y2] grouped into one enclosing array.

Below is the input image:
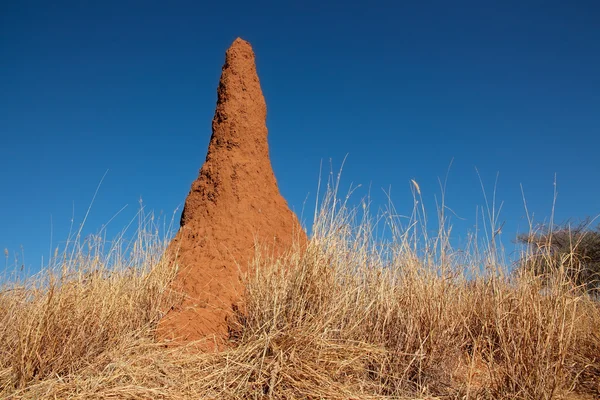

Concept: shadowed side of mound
[[156, 38, 306, 351]]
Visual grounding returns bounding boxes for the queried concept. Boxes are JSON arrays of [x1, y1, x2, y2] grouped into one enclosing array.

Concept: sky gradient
[[1, 1, 599, 274]]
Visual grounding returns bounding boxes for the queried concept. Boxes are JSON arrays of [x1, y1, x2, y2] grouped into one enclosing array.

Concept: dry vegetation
[[1, 184, 599, 399]]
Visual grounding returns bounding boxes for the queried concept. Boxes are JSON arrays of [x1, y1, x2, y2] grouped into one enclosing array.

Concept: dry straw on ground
[[1, 183, 599, 399]]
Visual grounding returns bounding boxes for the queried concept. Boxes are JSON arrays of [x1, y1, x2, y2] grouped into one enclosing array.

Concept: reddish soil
[[156, 38, 306, 350]]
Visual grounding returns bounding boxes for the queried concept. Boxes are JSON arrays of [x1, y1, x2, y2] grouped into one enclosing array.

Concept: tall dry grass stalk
[[0, 183, 599, 399], [0, 210, 179, 397], [221, 184, 600, 399]]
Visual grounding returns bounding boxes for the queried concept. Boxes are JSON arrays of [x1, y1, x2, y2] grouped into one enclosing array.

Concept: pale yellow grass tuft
[[0, 186, 599, 399]]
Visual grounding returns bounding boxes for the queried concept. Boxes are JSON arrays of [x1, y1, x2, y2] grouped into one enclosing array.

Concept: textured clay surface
[[156, 38, 306, 350]]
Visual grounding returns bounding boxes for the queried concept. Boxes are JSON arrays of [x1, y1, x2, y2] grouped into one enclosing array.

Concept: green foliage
[[518, 219, 600, 297]]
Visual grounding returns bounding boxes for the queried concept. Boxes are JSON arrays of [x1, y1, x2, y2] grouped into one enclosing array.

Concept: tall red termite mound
[[157, 38, 305, 349]]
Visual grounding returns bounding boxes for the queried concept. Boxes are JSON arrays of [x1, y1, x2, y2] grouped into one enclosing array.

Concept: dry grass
[[0, 186, 599, 399]]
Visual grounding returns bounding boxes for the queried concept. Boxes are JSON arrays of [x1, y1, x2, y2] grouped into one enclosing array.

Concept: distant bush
[[518, 219, 600, 297]]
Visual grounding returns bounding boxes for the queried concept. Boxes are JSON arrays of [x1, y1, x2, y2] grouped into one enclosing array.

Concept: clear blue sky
[[1, 1, 599, 274]]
